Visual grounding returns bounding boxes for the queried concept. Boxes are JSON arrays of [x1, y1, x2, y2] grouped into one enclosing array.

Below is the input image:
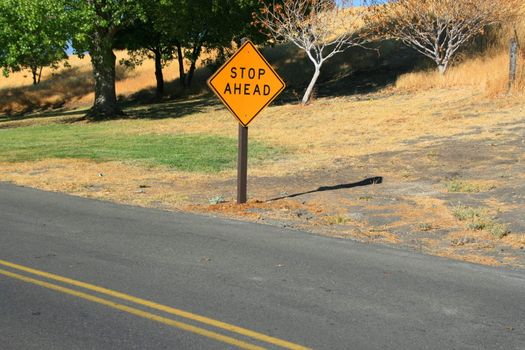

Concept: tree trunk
[[185, 43, 202, 87], [31, 66, 38, 85], [176, 42, 186, 88], [37, 66, 43, 84], [153, 48, 164, 100], [437, 63, 447, 75], [302, 65, 321, 104], [88, 29, 122, 120]]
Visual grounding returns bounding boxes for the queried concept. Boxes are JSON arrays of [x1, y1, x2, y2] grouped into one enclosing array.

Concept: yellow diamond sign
[[208, 40, 286, 127]]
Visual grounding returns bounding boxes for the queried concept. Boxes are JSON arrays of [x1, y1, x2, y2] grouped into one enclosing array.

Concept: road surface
[[0, 183, 524, 349]]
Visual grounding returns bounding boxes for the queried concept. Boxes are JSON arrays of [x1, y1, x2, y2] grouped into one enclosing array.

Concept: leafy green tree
[[116, 0, 181, 100], [161, 0, 264, 87], [116, 26, 176, 101], [0, 0, 69, 85], [68, 0, 145, 119], [120, 0, 267, 94]]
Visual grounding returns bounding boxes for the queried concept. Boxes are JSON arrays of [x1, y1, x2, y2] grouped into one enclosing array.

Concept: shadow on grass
[[262, 40, 425, 103], [119, 64, 214, 105], [118, 39, 425, 110], [0, 67, 94, 118], [0, 39, 426, 124], [0, 62, 138, 123], [0, 108, 89, 125], [124, 96, 220, 120], [0, 94, 220, 126], [268, 176, 384, 201]]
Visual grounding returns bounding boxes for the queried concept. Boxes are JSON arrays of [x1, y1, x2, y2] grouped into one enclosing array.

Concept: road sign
[[208, 40, 285, 127]]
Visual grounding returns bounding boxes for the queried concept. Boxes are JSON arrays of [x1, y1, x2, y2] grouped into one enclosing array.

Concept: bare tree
[[369, 0, 518, 74], [258, 0, 370, 104]]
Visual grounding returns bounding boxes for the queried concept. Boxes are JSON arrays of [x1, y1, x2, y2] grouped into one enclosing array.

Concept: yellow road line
[[0, 268, 266, 350], [0, 259, 310, 350]]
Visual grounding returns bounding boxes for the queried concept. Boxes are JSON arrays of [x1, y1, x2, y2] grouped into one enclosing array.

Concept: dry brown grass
[[0, 159, 215, 208], [117, 88, 522, 177], [395, 13, 525, 96], [0, 51, 213, 115], [395, 52, 524, 96]]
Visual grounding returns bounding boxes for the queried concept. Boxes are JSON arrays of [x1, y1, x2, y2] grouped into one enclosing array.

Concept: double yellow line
[[0, 259, 310, 350]]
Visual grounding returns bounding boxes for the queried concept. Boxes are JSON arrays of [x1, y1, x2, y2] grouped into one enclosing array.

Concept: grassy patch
[[488, 223, 511, 239], [324, 215, 352, 225], [0, 124, 281, 173], [452, 204, 510, 239], [418, 222, 434, 231], [446, 180, 481, 193], [445, 179, 495, 193], [452, 205, 484, 221], [467, 218, 489, 231], [208, 195, 226, 205]]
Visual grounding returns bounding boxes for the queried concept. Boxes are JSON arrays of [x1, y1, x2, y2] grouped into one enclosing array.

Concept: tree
[[0, 0, 69, 85], [149, 0, 187, 89], [258, 0, 371, 104], [162, 0, 263, 88], [369, 0, 518, 74], [68, 0, 145, 119], [116, 2, 179, 100]]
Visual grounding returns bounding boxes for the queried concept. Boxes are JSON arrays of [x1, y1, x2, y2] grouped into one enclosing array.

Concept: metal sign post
[[237, 125, 248, 204], [207, 39, 285, 204], [237, 38, 249, 205]]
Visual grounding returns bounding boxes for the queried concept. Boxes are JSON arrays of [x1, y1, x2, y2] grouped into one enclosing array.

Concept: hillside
[[0, 16, 523, 117], [0, 21, 524, 268]]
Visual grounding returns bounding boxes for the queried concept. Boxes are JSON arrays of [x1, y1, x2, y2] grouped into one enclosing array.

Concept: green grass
[[0, 123, 281, 173], [418, 222, 434, 231], [445, 179, 495, 193], [488, 223, 511, 239], [324, 215, 352, 225], [452, 204, 511, 239], [452, 205, 484, 221], [445, 179, 480, 193]]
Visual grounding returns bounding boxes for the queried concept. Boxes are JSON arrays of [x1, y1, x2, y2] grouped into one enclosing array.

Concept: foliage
[[488, 223, 511, 239], [0, 0, 282, 118], [115, 0, 265, 95], [0, 0, 70, 85], [67, 0, 146, 55], [258, 0, 372, 104], [452, 204, 510, 239], [163, 0, 265, 87], [452, 205, 484, 221], [369, 0, 519, 74], [66, 0, 147, 119], [209, 195, 226, 205], [445, 179, 495, 193], [115, 0, 184, 99]]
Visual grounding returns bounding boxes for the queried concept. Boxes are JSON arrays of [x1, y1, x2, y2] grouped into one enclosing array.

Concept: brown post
[[237, 124, 248, 204], [509, 37, 518, 91], [236, 37, 250, 205]]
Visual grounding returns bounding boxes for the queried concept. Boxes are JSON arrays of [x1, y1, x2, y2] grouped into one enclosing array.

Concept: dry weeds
[[395, 15, 525, 96]]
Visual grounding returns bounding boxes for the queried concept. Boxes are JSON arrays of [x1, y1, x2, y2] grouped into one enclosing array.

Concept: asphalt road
[[0, 183, 524, 349]]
